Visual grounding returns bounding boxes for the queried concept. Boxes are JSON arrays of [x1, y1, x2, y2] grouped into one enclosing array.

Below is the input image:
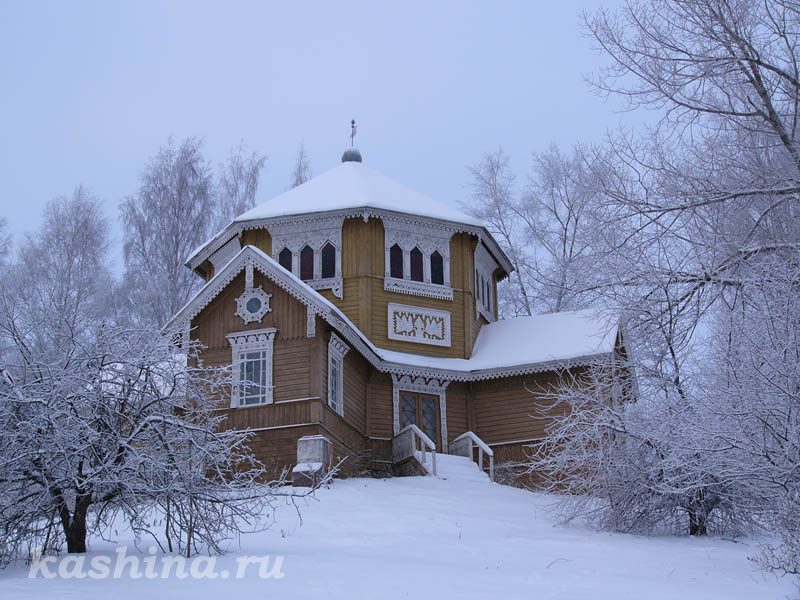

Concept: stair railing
[[450, 431, 494, 481], [392, 424, 437, 477]]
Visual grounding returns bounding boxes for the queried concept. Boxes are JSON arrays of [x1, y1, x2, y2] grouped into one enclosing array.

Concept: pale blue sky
[[0, 0, 624, 265]]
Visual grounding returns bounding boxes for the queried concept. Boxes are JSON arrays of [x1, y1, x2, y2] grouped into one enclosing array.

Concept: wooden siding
[[472, 370, 580, 446], [445, 382, 469, 444], [240, 228, 272, 256], [192, 270, 317, 404], [366, 372, 394, 439], [231, 219, 499, 358]]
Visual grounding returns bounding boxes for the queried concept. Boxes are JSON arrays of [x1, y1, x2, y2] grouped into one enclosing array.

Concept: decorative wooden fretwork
[[234, 260, 272, 324], [382, 218, 454, 300], [391, 374, 450, 451], [387, 303, 451, 347], [269, 215, 344, 298]]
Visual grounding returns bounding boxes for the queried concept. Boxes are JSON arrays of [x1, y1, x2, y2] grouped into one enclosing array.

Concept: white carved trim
[[210, 235, 242, 271], [188, 207, 514, 281], [235, 286, 272, 324], [388, 303, 451, 347], [383, 277, 454, 301], [306, 306, 316, 338], [327, 332, 349, 417], [307, 276, 343, 299], [474, 242, 497, 322], [268, 215, 344, 296], [391, 374, 450, 451], [171, 245, 616, 386], [226, 328, 277, 408]]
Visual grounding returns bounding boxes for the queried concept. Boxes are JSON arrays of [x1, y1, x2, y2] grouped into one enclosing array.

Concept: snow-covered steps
[[434, 453, 491, 483]]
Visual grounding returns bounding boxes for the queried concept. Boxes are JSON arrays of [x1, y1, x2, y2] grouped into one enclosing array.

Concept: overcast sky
[[0, 0, 625, 267]]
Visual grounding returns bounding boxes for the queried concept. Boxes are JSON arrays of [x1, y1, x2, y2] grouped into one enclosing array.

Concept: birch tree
[[215, 142, 267, 228], [120, 137, 214, 328], [290, 142, 312, 189]]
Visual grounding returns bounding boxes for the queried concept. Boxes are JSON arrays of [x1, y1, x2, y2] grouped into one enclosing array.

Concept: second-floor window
[[383, 222, 454, 301]]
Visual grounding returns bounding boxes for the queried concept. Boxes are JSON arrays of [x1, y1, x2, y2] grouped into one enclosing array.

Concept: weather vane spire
[[350, 119, 357, 147]]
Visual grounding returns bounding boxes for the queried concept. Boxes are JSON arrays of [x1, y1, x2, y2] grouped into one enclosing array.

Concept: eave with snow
[[168, 149, 627, 484]]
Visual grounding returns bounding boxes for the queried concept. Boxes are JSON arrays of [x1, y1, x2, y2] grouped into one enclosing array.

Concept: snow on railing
[[392, 424, 437, 477], [450, 431, 494, 482]]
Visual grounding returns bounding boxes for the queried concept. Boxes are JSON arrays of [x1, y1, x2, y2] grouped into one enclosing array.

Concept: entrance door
[[399, 391, 440, 450]]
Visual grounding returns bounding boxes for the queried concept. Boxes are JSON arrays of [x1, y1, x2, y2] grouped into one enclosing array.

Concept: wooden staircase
[[391, 426, 495, 481]]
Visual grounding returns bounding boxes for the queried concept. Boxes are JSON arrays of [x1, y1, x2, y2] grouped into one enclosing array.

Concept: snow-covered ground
[[0, 455, 795, 599]]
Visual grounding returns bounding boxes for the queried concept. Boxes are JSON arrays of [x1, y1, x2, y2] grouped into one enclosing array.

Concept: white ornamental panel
[[387, 303, 451, 347]]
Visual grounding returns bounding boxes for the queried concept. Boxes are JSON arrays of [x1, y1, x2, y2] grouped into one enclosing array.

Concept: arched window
[[300, 245, 314, 281], [430, 251, 444, 285], [321, 242, 336, 279], [390, 244, 403, 279], [410, 247, 424, 282], [279, 248, 292, 272]]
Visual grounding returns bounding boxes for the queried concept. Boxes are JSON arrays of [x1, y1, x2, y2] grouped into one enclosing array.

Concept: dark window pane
[[430, 251, 444, 285], [279, 248, 292, 272], [401, 394, 416, 428], [390, 244, 403, 279], [300, 245, 314, 281], [421, 396, 437, 443], [321, 242, 336, 279], [410, 247, 423, 282]]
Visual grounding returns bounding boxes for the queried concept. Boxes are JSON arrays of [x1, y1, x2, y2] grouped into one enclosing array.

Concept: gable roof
[[185, 161, 513, 276], [168, 245, 620, 382]]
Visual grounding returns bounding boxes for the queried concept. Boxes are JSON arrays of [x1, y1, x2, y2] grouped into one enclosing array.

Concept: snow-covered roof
[[186, 160, 514, 274], [377, 310, 619, 376], [235, 161, 484, 226], [168, 246, 619, 382]]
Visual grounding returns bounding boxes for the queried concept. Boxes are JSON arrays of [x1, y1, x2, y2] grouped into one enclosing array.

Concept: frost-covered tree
[[290, 142, 313, 189], [0, 190, 330, 565], [215, 141, 267, 228], [120, 137, 214, 327], [1, 188, 113, 358], [521, 0, 800, 569], [466, 146, 609, 316], [466, 149, 534, 316], [0, 325, 283, 561]]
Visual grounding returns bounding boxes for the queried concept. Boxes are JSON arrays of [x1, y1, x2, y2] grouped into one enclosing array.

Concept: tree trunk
[[59, 495, 90, 553], [688, 509, 707, 536]]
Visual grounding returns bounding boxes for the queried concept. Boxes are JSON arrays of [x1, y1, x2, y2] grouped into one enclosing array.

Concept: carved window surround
[[474, 242, 497, 322], [269, 215, 344, 298], [327, 333, 349, 417], [383, 219, 454, 301], [391, 375, 450, 452], [226, 327, 277, 408]]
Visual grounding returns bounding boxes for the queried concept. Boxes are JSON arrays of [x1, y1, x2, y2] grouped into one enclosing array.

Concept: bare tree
[[521, 0, 800, 569], [120, 137, 214, 328], [215, 141, 267, 227], [290, 142, 312, 189], [0, 218, 9, 262], [2, 187, 112, 358], [466, 149, 534, 316], [0, 324, 294, 561]]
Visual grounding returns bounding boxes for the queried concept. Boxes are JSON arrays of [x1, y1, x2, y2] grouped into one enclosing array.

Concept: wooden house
[[166, 148, 623, 483]]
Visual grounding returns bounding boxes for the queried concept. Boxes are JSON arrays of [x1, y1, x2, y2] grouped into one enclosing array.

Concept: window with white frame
[[268, 215, 344, 298], [226, 328, 276, 407], [474, 242, 497, 322], [327, 333, 349, 416], [383, 220, 454, 301]]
